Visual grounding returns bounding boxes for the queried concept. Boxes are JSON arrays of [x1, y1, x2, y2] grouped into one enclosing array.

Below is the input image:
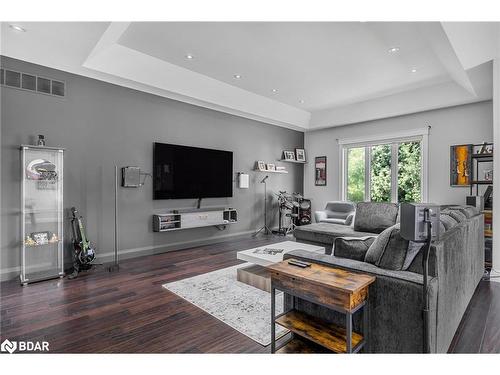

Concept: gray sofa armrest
[[345, 212, 355, 226], [314, 210, 328, 223]]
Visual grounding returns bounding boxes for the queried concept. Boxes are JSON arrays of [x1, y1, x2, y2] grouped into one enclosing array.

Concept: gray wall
[[1, 56, 304, 280], [304, 101, 493, 215]]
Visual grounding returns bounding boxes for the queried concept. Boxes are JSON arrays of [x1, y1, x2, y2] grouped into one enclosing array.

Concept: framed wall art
[[315, 156, 327, 186], [450, 144, 473, 186]]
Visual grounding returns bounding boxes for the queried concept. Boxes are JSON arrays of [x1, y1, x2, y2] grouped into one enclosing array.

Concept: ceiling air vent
[[1, 67, 66, 98]]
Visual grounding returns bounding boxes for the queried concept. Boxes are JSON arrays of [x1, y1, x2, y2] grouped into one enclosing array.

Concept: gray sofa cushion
[[334, 236, 377, 261], [320, 218, 350, 225], [364, 224, 409, 270], [354, 202, 399, 234], [444, 209, 467, 223], [440, 214, 458, 231], [294, 222, 376, 245], [447, 206, 479, 219]]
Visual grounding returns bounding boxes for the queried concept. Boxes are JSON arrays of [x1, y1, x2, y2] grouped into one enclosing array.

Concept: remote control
[[288, 260, 311, 268]]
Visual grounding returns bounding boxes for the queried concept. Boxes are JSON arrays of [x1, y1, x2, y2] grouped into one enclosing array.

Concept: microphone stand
[[421, 208, 433, 353], [107, 165, 120, 272], [253, 175, 273, 236]]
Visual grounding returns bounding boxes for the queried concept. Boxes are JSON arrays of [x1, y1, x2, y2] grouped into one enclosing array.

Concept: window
[[346, 147, 365, 202], [341, 129, 428, 203]]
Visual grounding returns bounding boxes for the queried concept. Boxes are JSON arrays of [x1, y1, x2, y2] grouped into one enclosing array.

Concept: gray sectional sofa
[[288, 202, 484, 353], [296, 202, 400, 254]]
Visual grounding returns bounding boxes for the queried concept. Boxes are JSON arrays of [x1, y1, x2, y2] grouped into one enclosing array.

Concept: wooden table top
[[268, 259, 376, 294]]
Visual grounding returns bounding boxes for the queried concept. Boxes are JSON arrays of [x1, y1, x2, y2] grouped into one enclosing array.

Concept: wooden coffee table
[[268, 259, 376, 354]]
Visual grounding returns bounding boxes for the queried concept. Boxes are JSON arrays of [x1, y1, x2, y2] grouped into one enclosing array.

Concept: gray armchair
[[314, 201, 356, 225]]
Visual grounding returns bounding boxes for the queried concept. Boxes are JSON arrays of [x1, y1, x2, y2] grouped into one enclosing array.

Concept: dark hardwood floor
[[1, 236, 499, 353]]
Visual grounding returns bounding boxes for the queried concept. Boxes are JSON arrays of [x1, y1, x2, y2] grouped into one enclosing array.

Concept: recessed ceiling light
[[233, 74, 242, 79], [388, 47, 400, 53], [185, 54, 194, 60], [9, 24, 26, 32], [299, 99, 305, 104], [271, 89, 278, 93], [411, 68, 418, 73]]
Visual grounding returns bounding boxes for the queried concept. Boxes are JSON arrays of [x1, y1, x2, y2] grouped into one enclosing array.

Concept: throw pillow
[[402, 241, 425, 270], [364, 223, 409, 270], [334, 236, 377, 261]]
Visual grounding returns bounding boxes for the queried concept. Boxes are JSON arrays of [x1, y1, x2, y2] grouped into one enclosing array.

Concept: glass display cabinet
[[20, 145, 64, 285]]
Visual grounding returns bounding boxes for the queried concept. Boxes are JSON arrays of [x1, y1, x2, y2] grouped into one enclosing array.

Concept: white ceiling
[[1, 21, 498, 131]]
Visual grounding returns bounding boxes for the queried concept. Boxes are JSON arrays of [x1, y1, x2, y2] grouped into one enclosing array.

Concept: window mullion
[[390, 143, 397, 203], [365, 146, 371, 202]]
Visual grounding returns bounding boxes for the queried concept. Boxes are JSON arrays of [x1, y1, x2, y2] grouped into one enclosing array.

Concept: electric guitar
[[71, 207, 96, 266]]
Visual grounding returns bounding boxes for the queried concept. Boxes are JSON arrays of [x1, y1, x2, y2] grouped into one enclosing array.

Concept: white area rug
[[163, 264, 288, 346]]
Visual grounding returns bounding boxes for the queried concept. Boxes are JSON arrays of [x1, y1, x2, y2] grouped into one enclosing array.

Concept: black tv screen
[[153, 142, 233, 200]]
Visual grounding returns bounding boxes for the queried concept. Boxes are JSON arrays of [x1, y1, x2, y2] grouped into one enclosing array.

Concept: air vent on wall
[[21, 73, 36, 91], [0, 68, 66, 98], [51, 80, 65, 97], [5, 70, 21, 88]]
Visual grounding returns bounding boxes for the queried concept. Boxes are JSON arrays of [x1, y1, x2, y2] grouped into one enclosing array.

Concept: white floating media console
[[153, 208, 237, 232]]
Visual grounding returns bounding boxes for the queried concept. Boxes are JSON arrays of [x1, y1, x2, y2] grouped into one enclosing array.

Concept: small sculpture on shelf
[[25, 235, 36, 247], [49, 233, 59, 243]]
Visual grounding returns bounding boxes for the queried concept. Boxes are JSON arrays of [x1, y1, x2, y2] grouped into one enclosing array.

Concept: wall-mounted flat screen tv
[[153, 142, 233, 200]]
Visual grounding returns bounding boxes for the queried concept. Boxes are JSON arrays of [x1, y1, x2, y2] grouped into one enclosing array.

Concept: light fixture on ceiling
[[233, 74, 242, 79], [185, 54, 194, 60], [388, 47, 400, 53], [9, 24, 26, 32], [411, 68, 418, 73], [271, 89, 278, 93], [299, 99, 305, 104]]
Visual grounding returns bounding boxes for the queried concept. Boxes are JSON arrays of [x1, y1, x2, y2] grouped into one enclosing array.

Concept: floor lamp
[[253, 175, 273, 236]]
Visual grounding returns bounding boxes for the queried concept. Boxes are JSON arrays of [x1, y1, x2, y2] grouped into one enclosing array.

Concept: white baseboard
[[0, 229, 258, 282]]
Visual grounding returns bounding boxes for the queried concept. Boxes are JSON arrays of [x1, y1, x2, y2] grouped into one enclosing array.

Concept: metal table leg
[[271, 284, 276, 353], [363, 301, 369, 352], [346, 311, 352, 353]]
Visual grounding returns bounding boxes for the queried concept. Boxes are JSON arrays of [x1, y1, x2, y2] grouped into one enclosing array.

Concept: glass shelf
[[20, 145, 65, 285]]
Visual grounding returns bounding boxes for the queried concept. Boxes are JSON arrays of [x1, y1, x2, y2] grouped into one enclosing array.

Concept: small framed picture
[[283, 150, 296, 161], [257, 161, 267, 171], [267, 163, 276, 171], [296, 148, 306, 162]]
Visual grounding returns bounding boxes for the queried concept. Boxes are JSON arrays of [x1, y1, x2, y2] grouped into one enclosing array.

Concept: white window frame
[[339, 128, 429, 203]]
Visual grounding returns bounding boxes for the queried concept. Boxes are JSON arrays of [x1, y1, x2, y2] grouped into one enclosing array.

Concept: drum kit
[[275, 191, 307, 236]]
